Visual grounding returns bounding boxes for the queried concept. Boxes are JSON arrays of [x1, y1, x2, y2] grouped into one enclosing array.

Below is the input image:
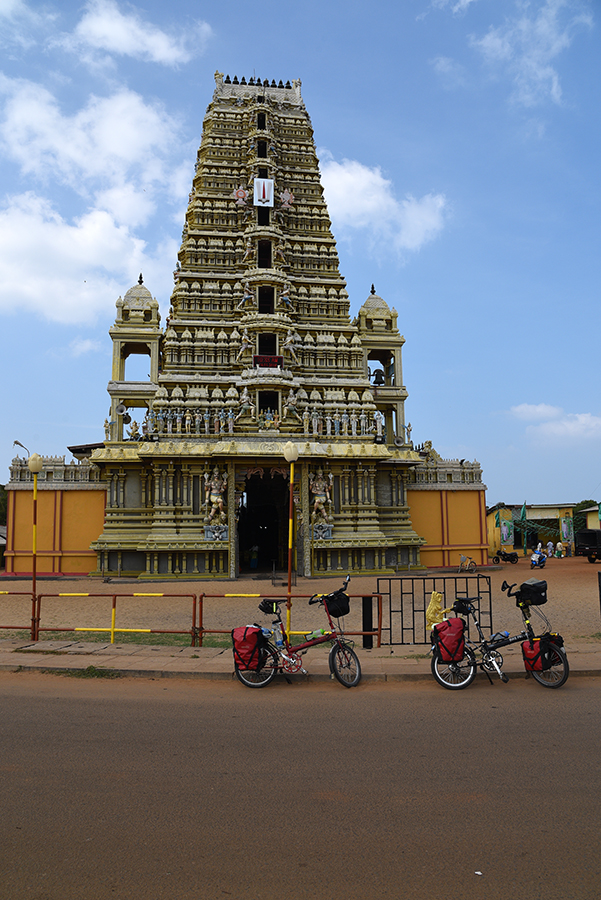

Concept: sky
[[0, 0, 599, 507]]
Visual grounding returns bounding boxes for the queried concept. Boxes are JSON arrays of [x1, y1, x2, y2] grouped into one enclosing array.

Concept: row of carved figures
[[106, 403, 394, 442]]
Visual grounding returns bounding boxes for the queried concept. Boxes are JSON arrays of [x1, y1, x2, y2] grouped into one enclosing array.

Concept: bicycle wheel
[[467, 560, 477, 573], [329, 643, 361, 687], [531, 645, 569, 689], [431, 647, 477, 690], [234, 642, 279, 688]]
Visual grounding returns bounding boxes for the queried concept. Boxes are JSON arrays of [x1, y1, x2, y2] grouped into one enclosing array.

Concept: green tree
[[0, 484, 6, 526], [573, 500, 598, 535]]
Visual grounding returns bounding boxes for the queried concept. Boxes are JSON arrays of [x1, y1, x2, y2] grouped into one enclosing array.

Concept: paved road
[[1, 672, 599, 900]]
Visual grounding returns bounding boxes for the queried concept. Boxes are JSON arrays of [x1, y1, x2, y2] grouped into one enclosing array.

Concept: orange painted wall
[[408, 489, 488, 569], [5, 489, 106, 575]]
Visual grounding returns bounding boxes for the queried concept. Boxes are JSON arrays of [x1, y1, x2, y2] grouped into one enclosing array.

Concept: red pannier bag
[[521, 633, 561, 672], [232, 626, 266, 671], [432, 618, 466, 662]]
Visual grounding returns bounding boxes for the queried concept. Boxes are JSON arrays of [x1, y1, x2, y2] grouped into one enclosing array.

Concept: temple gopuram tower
[[86, 73, 482, 579]]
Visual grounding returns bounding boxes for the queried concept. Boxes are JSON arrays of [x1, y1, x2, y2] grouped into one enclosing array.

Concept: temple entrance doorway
[[237, 472, 289, 572]]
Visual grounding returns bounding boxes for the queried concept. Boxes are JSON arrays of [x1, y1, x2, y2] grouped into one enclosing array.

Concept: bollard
[[362, 596, 373, 649]]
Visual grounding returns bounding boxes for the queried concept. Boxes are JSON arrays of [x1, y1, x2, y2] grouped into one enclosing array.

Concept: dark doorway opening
[[258, 333, 277, 355], [258, 285, 274, 313], [238, 472, 288, 571], [258, 240, 272, 268], [258, 390, 279, 413]]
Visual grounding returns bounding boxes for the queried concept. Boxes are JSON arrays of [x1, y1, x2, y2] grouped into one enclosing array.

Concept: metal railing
[[0, 589, 382, 648], [376, 575, 493, 645]]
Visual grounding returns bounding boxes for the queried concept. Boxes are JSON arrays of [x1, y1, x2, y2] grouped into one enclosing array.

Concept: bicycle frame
[[269, 600, 346, 673]]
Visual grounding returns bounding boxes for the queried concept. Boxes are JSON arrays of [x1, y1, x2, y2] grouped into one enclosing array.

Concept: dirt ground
[[1, 555, 600, 644]]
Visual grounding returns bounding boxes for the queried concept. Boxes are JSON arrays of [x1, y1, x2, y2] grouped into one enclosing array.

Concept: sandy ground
[[1, 555, 600, 644]]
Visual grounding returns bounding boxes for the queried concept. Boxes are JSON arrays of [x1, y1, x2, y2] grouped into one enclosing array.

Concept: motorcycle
[[530, 550, 546, 569], [492, 549, 519, 565]]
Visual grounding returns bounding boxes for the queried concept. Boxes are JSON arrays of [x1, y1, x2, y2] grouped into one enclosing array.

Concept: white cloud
[[471, 0, 593, 107], [430, 55, 467, 89], [56, 0, 212, 67], [510, 403, 563, 421], [0, 78, 182, 207], [431, 0, 479, 14], [319, 154, 447, 255], [0, 0, 56, 49], [70, 337, 103, 356], [0, 191, 164, 324], [510, 403, 601, 440]]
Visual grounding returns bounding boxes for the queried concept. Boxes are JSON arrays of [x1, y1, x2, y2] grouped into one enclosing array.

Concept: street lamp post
[[283, 441, 299, 634], [27, 454, 44, 607], [14, 442, 43, 640]]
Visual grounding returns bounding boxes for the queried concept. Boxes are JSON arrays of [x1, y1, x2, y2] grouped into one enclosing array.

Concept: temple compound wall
[[4, 73, 487, 578]]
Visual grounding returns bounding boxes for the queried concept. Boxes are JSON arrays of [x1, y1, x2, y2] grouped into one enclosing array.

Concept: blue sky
[[1, 0, 599, 506]]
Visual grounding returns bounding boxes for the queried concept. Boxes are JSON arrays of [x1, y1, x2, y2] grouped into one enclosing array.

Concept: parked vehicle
[[232, 575, 361, 688], [574, 529, 601, 563], [492, 548, 519, 565], [430, 578, 569, 690], [458, 555, 477, 573], [530, 550, 546, 569]]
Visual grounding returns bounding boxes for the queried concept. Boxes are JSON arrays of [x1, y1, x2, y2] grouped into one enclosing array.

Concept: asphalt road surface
[[1, 671, 600, 900]]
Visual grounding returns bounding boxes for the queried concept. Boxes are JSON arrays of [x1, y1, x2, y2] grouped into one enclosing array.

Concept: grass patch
[[2, 629, 197, 647], [200, 634, 231, 649], [389, 651, 431, 660], [590, 633, 601, 641], [63, 665, 121, 678]]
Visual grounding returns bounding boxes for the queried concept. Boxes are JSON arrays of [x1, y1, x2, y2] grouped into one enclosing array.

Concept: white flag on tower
[[253, 178, 274, 207]]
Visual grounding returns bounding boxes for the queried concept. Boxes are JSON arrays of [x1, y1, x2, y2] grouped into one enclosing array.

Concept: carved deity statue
[[204, 467, 227, 524], [236, 328, 253, 361], [236, 386, 256, 420], [309, 468, 332, 523]]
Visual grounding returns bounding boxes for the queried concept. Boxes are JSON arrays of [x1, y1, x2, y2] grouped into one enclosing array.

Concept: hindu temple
[[4, 73, 487, 578]]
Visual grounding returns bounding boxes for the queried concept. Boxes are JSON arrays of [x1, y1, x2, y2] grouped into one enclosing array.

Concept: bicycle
[[458, 554, 477, 573], [430, 578, 569, 690], [233, 575, 362, 689]]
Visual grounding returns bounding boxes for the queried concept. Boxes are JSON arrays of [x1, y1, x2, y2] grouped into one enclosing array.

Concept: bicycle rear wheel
[[235, 642, 279, 688], [531, 645, 569, 688], [329, 642, 361, 687], [431, 647, 477, 690]]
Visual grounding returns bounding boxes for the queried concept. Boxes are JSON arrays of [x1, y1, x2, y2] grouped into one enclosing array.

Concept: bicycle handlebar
[[308, 575, 351, 605]]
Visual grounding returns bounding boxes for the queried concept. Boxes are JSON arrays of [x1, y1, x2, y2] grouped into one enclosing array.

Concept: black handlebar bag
[[325, 592, 350, 618]]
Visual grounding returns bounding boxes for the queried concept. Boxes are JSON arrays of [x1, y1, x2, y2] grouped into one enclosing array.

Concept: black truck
[[575, 529, 601, 563]]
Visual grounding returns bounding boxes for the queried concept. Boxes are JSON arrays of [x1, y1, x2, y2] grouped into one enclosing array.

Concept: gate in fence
[[376, 575, 493, 645]]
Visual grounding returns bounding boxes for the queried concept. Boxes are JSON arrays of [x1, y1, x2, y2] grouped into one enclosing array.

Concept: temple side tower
[[89, 73, 451, 578]]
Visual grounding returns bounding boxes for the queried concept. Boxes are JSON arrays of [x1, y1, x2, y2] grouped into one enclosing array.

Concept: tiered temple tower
[[85, 73, 482, 579]]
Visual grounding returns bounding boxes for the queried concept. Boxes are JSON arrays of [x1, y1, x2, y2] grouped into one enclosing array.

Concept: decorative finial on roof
[[370, 284, 376, 295], [138, 273, 144, 285]]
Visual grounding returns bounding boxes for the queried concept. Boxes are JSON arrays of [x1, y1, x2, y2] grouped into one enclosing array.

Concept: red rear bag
[[432, 618, 466, 662], [232, 626, 265, 671]]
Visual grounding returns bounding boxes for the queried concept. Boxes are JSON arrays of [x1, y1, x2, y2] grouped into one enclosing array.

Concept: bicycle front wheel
[[531, 645, 569, 689], [235, 642, 279, 688], [431, 647, 477, 690], [329, 643, 361, 687]]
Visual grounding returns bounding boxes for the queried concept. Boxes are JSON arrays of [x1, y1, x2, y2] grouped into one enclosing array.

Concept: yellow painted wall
[[5, 489, 106, 575], [408, 489, 487, 569]]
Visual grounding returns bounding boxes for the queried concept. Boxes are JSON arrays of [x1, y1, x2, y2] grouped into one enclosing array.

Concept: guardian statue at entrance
[[309, 468, 333, 524], [204, 467, 227, 524]]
